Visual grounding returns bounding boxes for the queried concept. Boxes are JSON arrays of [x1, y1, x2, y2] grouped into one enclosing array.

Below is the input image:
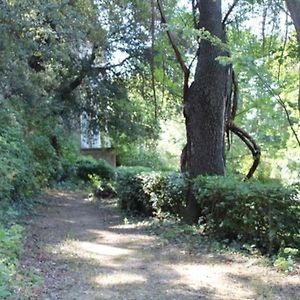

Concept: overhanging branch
[[222, 0, 240, 27], [255, 70, 300, 148], [157, 0, 190, 97]]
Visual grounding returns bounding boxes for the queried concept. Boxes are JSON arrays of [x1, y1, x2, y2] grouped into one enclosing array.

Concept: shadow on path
[[22, 190, 300, 300]]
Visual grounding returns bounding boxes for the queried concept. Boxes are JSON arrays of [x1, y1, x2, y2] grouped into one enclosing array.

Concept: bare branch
[[298, 66, 300, 117], [151, 0, 158, 120], [222, 0, 239, 27], [94, 54, 136, 73], [157, 0, 190, 96], [261, 7, 267, 51], [277, 12, 289, 82], [255, 71, 300, 148], [192, 0, 198, 29]]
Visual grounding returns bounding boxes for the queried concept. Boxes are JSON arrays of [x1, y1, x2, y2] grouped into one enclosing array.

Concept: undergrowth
[[0, 202, 43, 298], [122, 215, 300, 273]]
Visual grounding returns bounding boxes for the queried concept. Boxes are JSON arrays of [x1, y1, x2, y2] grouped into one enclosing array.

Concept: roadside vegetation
[[1, 0, 300, 297]]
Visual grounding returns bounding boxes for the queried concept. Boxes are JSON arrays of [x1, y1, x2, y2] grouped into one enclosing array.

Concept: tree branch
[[222, 0, 240, 27], [59, 45, 97, 100], [157, 0, 190, 97], [228, 121, 261, 180], [255, 71, 300, 148], [192, 0, 199, 29], [92, 54, 136, 74], [151, 0, 158, 120]]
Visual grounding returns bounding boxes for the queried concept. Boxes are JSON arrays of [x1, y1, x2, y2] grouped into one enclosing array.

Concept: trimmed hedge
[[116, 168, 300, 253], [193, 176, 300, 253], [75, 156, 115, 181], [116, 167, 186, 217]]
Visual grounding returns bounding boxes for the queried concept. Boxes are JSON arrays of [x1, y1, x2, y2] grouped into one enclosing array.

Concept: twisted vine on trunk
[[157, 0, 261, 223], [225, 69, 261, 180]]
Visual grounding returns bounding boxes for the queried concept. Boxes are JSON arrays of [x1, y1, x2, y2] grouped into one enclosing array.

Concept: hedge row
[[115, 168, 300, 253], [193, 176, 300, 253], [115, 167, 186, 217], [75, 156, 115, 181]]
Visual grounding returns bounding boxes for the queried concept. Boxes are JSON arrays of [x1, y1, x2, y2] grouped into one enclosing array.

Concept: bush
[[115, 167, 153, 215], [115, 167, 299, 255], [89, 174, 117, 199], [193, 176, 300, 253], [75, 156, 115, 181], [0, 106, 37, 202], [116, 168, 186, 217], [117, 144, 176, 171], [27, 134, 62, 186], [0, 224, 24, 297]]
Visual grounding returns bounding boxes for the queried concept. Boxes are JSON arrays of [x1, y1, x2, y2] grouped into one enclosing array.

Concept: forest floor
[[20, 190, 300, 300]]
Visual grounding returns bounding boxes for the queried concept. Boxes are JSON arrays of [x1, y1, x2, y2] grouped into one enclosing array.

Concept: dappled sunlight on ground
[[22, 190, 300, 300], [171, 263, 253, 299], [61, 240, 133, 257], [93, 272, 147, 286]]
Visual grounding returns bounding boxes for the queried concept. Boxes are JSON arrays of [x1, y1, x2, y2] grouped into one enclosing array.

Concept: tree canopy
[[0, 0, 299, 199]]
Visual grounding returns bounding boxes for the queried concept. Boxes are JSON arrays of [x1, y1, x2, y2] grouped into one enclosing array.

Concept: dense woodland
[[0, 0, 300, 297]]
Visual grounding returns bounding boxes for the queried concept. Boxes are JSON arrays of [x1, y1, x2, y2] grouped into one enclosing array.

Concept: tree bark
[[285, 0, 300, 115], [183, 0, 228, 224], [286, 0, 300, 44]]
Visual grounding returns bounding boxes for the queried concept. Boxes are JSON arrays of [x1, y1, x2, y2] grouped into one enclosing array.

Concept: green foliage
[[53, 135, 80, 182], [193, 176, 300, 254], [273, 247, 299, 272], [75, 156, 115, 182], [116, 167, 153, 215], [89, 174, 116, 199], [0, 101, 79, 202], [27, 134, 62, 186], [0, 224, 23, 297], [226, 25, 300, 180], [116, 168, 186, 217], [117, 170, 300, 255], [0, 104, 37, 202], [117, 143, 176, 171]]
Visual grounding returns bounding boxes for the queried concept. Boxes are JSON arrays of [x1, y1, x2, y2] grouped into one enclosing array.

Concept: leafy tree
[[157, 0, 300, 223]]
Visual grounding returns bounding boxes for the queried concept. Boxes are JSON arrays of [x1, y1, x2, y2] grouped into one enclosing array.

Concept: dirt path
[[22, 190, 300, 300]]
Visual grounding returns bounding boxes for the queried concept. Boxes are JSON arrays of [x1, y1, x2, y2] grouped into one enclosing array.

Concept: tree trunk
[[183, 0, 228, 224], [286, 0, 300, 44], [285, 0, 300, 115]]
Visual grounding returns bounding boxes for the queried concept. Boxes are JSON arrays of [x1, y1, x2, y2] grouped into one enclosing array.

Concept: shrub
[[116, 168, 186, 217], [0, 106, 37, 202], [27, 134, 62, 186], [193, 176, 300, 253], [115, 167, 153, 215], [0, 224, 24, 297], [89, 174, 116, 199], [143, 171, 186, 217], [75, 156, 115, 181], [117, 145, 176, 171]]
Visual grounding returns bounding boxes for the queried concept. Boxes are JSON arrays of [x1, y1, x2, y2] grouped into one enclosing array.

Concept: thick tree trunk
[[183, 0, 228, 224], [285, 0, 300, 115], [286, 0, 300, 44]]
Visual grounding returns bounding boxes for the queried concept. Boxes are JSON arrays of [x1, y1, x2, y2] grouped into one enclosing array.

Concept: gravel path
[[21, 190, 300, 300]]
